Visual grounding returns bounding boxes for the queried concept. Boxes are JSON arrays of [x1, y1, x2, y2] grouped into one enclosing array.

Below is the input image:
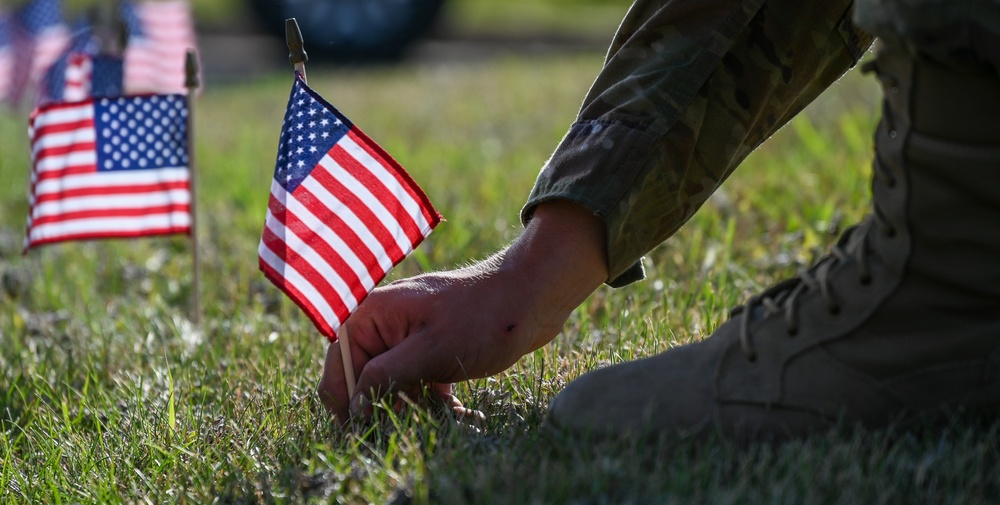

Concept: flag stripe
[[263, 213, 357, 318], [267, 182, 378, 295], [258, 253, 335, 337], [259, 229, 346, 329], [330, 140, 425, 247], [310, 161, 407, 263], [294, 177, 394, 277], [345, 129, 440, 228], [30, 203, 190, 227]]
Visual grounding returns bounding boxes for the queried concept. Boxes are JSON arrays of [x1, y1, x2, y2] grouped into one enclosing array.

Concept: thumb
[[350, 333, 440, 416]]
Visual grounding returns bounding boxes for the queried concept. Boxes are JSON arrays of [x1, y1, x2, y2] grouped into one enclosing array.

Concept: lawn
[[3, 43, 1000, 503]]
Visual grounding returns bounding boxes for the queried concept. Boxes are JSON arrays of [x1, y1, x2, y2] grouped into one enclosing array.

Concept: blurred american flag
[[121, 0, 198, 95], [10, 0, 70, 105]]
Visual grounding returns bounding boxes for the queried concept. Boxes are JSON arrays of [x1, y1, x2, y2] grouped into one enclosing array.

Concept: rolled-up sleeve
[[521, 0, 873, 286]]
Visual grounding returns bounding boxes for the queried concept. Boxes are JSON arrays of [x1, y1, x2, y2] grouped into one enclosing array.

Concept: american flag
[[0, 13, 12, 104], [259, 75, 441, 340], [10, 0, 70, 105], [39, 24, 124, 104], [24, 94, 191, 251], [121, 0, 198, 95]]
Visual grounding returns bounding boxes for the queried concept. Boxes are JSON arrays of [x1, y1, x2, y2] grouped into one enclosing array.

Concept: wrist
[[504, 200, 609, 347]]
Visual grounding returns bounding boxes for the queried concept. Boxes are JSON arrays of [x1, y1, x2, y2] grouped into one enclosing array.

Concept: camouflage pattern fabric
[[521, 0, 873, 286], [855, 0, 1000, 73]]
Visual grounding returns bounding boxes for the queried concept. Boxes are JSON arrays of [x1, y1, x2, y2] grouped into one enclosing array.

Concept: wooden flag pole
[[284, 18, 357, 400], [185, 50, 201, 326]]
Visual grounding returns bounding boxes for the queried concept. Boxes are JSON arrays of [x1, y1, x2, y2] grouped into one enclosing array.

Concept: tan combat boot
[[547, 43, 1000, 442]]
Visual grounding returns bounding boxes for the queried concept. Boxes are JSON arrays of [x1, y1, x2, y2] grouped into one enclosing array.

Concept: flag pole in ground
[[185, 49, 201, 325], [284, 17, 357, 400]]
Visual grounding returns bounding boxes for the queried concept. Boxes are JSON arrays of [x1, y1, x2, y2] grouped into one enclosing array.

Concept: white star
[[308, 108, 317, 116], [309, 133, 316, 140], [308, 121, 315, 128], [309, 146, 317, 153], [297, 160, 305, 168], [296, 111, 304, 118], [297, 135, 303, 142], [296, 147, 304, 154], [320, 119, 329, 126], [296, 123, 304, 130], [321, 132, 329, 139], [334, 118, 342, 126], [297, 99, 305, 106]]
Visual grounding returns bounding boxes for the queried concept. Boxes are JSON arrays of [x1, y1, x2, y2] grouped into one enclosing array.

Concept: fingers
[[350, 333, 446, 415]]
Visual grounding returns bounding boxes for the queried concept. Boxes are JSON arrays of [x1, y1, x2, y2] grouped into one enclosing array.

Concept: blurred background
[[55, 0, 632, 79]]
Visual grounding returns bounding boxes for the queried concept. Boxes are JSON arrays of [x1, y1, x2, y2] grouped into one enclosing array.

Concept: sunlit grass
[[3, 51, 999, 503]]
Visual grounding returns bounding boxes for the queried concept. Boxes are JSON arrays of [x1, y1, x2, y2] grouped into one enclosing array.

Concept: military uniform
[[522, 0, 999, 286], [542, 0, 1000, 441]]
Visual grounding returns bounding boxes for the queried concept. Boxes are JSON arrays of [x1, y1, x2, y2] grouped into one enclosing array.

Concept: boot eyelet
[[746, 352, 758, 363], [786, 326, 798, 337], [859, 274, 872, 286], [885, 227, 896, 238], [828, 304, 841, 316], [889, 130, 898, 139]]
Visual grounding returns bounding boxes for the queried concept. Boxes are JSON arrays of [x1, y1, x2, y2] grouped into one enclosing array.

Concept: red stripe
[[32, 181, 190, 204], [346, 129, 441, 228], [285, 183, 386, 289], [267, 191, 371, 304], [258, 259, 336, 340], [25, 226, 190, 252], [33, 164, 100, 181], [34, 141, 96, 162], [261, 222, 352, 325], [329, 143, 424, 248], [31, 117, 94, 139], [309, 162, 406, 262], [30, 203, 191, 227]]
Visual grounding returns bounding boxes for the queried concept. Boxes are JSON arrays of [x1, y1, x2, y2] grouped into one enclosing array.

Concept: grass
[[3, 47, 1000, 503]]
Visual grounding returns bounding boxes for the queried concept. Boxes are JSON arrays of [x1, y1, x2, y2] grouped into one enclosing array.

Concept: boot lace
[[733, 60, 899, 362]]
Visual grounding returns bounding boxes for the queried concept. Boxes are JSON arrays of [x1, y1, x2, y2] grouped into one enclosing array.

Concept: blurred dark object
[[248, 0, 446, 62]]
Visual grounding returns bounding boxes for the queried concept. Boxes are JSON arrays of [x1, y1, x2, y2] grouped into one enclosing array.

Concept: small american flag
[[121, 0, 198, 95], [259, 74, 441, 340], [11, 0, 70, 105], [24, 94, 191, 251], [39, 24, 124, 104]]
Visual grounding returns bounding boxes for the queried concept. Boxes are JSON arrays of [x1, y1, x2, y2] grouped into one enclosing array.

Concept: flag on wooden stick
[[259, 74, 441, 340], [24, 94, 191, 251]]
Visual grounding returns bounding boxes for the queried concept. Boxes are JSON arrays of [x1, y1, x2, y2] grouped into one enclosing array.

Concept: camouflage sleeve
[[521, 0, 873, 287]]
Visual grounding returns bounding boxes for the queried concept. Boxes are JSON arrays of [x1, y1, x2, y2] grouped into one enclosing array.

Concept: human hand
[[316, 200, 609, 422]]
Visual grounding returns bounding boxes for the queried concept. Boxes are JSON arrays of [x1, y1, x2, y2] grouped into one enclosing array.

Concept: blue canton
[[95, 95, 188, 172], [275, 77, 351, 193]]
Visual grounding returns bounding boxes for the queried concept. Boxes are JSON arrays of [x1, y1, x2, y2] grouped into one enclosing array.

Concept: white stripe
[[339, 135, 431, 233], [33, 168, 189, 194], [28, 212, 190, 242], [264, 207, 362, 309], [31, 103, 93, 131], [275, 181, 378, 290], [319, 153, 415, 256], [32, 189, 190, 218], [296, 173, 395, 273], [33, 128, 96, 157], [34, 151, 97, 173], [258, 240, 341, 331]]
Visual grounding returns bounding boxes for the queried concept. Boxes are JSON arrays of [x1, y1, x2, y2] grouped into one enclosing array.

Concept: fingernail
[[349, 393, 361, 415]]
